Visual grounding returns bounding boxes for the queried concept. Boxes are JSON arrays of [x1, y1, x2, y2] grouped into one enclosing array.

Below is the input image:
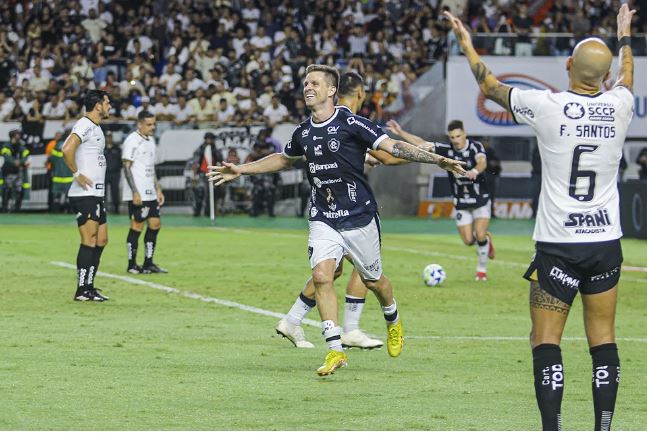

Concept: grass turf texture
[[1, 214, 646, 430]]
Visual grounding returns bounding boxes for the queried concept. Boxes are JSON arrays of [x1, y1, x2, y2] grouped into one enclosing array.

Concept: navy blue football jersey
[[283, 107, 388, 230], [434, 139, 490, 210]]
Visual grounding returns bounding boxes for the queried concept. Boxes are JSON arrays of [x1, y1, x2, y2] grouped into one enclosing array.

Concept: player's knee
[[312, 268, 334, 287]]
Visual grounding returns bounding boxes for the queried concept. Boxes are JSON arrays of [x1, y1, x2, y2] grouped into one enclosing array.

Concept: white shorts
[[308, 218, 382, 281], [455, 200, 491, 226]]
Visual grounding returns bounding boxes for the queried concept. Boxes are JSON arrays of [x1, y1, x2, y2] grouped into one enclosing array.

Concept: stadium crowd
[[0, 0, 642, 129]]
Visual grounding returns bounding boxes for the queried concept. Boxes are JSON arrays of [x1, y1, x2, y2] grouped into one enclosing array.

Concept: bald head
[[569, 38, 612, 87]]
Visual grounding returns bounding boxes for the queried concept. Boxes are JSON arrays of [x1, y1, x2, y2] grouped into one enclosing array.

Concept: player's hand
[[74, 173, 93, 190], [156, 189, 165, 206], [617, 4, 636, 39], [419, 142, 436, 153], [444, 11, 473, 51], [386, 119, 403, 136], [364, 154, 382, 167], [437, 156, 467, 177], [207, 162, 242, 186], [133, 192, 142, 206], [465, 168, 479, 180]]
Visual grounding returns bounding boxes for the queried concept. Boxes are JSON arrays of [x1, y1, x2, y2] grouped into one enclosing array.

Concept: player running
[[387, 119, 495, 281], [276, 71, 410, 350], [210, 64, 465, 376], [62, 90, 111, 302], [447, 5, 635, 430], [122, 110, 167, 274]]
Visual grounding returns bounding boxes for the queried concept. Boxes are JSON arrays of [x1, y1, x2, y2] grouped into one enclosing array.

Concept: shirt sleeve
[[347, 115, 389, 150], [473, 141, 487, 160], [433, 143, 451, 158], [608, 85, 634, 120], [282, 127, 305, 159], [71, 119, 91, 143], [509, 88, 550, 127], [121, 135, 136, 161]]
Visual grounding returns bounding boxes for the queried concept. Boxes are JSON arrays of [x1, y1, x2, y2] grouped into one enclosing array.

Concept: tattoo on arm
[[529, 281, 570, 315], [391, 142, 440, 164], [471, 61, 511, 110], [616, 45, 634, 91], [123, 164, 139, 194]]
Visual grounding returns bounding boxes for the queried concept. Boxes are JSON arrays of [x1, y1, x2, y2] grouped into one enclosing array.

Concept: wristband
[[618, 36, 631, 49], [73, 171, 80, 178]]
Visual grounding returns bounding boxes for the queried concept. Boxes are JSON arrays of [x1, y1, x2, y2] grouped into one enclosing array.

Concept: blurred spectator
[[104, 132, 122, 214], [513, 4, 533, 56], [636, 147, 647, 180], [1, 130, 30, 212], [263, 95, 289, 127], [190, 132, 224, 217]]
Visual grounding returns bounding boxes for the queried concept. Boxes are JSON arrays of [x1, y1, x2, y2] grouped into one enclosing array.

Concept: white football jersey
[[510, 86, 634, 243], [68, 116, 106, 197], [121, 131, 158, 202]]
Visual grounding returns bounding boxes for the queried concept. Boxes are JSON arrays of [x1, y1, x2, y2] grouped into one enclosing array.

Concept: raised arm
[[377, 137, 466, 176], [207, 152, 297, 186], [614, 4, 635, 92], [444, 11, 512, 111]]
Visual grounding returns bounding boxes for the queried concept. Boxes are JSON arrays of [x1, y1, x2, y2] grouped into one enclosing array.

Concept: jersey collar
[[567, 90, 603, 98], [310, 108, 339, 128], [336, 105, 352, 114]]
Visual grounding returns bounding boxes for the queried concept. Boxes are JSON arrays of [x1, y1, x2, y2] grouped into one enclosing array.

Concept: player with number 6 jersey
[[446, 4, 635, 430]]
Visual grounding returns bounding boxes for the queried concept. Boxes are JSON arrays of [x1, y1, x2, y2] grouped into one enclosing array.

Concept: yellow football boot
[[316, 350, 348, 376]]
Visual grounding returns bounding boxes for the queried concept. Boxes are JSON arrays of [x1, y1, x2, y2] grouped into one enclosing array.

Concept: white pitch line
[[51, 260, 647, 344], [50, 260, 321, 328]]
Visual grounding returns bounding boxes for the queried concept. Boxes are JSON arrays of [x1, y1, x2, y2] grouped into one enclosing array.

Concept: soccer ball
[[422, 264, 446, 286]]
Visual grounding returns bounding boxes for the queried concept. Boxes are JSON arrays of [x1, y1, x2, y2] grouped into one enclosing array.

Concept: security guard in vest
[[1, 129, 30, 212], [47, 130, 74, 212]]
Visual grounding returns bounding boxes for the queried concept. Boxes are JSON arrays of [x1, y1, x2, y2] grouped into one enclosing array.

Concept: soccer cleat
[[486, 231, 495, 259], [341, 329, 384, 349], [316, 350, 348, 376], [275, 318, 314, 348], [73, 289, 109, 302], [127, 264, 142, 274], [386, 320, 404, 357], [475, 271, 488, 281], [141, 263, 168, 274]]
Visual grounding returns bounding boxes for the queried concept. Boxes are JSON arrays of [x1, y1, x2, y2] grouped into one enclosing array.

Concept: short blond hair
[[305, 64, 340, 94]]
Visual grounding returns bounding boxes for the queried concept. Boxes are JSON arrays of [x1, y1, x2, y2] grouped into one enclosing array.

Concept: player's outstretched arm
[[615, 4, 635, 92], [207, 152, 296, 186], [444, 11, 512, 112], [377, 137, 466, 176]]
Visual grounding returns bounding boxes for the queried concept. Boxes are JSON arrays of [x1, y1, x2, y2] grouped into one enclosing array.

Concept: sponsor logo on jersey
[[309, 162, 338, 173], [313, 136, 323, 141], [346, 117, 378, 137], [549, 266, 580, 288], [347, 181, 357, 202], [563, 209, 611, 234], [325, 187, 336, 210], [312, 177, 342, 188], [323, 209, 350, 219], [587, 103, 615, 122], [301, 128, 310, 138], [514, 106, 534, 119], [310, 206, 318, 217], [328, 138, 340, 152], [313, 144, 322, 156], [327, 126, 339, 134], [564, 102, 585, 119]]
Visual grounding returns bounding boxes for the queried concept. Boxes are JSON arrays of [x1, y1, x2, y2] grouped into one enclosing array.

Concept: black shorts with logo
[[523, 239, 623, 306], [128, 200, 161, 222], [69, 196, 107, 226]]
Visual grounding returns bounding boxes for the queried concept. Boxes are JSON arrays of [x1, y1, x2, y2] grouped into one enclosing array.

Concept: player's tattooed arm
[[444, 10, 512, 112], [529, 281, 570, 315], [380, 139, 466, 176], [122, 160, 138, 194]]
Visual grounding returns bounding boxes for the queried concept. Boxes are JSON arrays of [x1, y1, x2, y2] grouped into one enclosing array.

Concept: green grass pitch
[[1, 214, 646, 430]]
